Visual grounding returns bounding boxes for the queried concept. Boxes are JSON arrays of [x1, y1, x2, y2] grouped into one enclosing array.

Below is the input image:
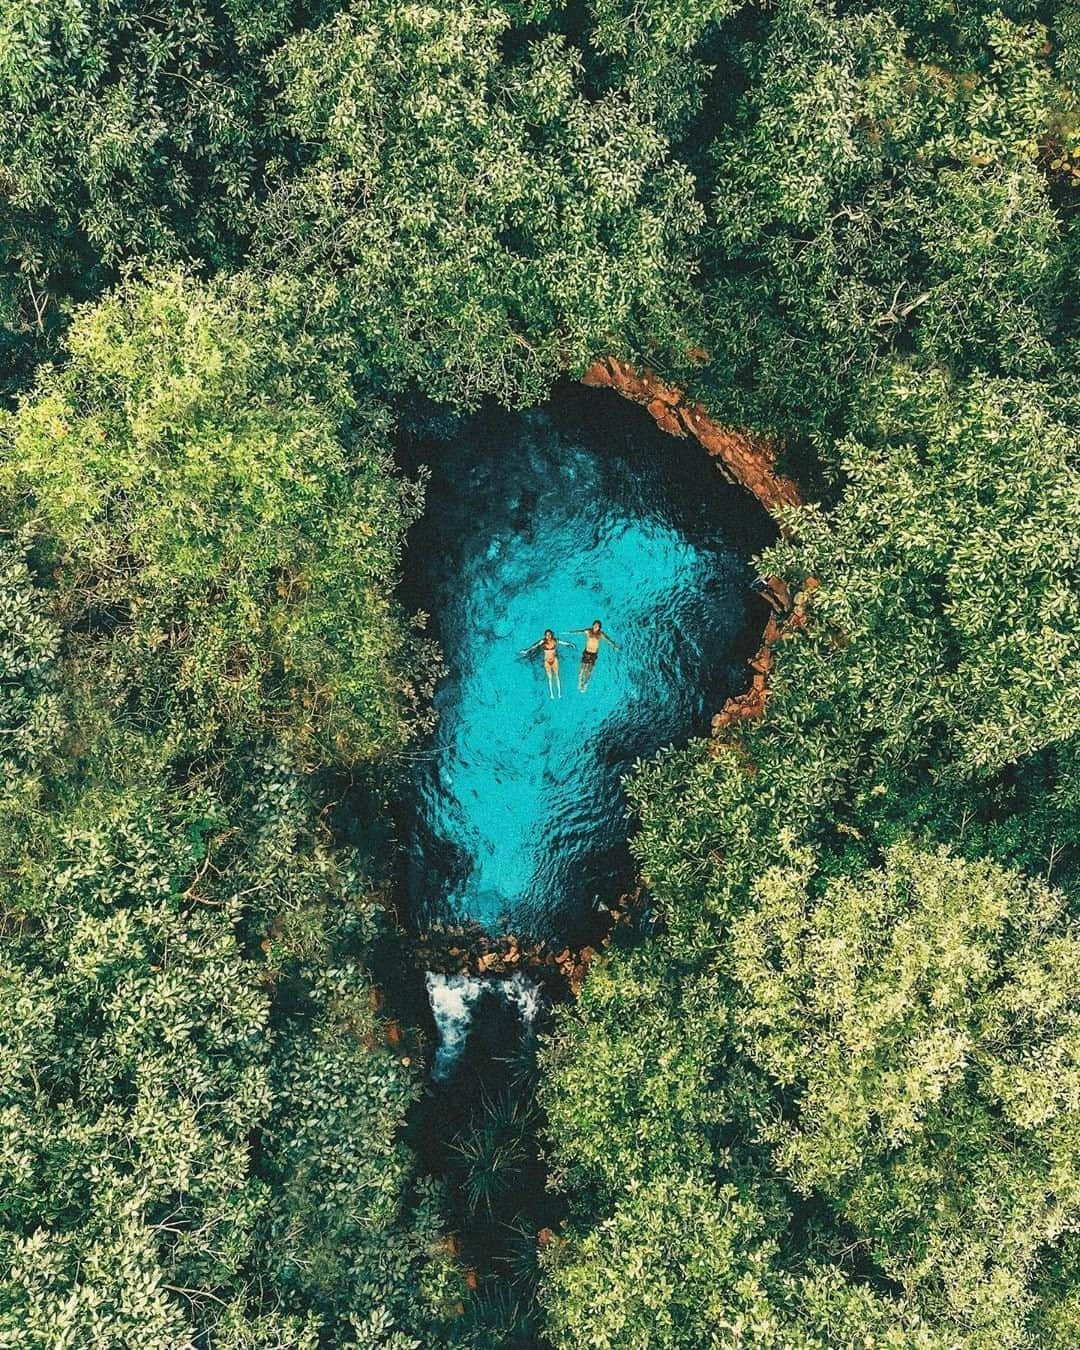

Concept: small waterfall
[[425, 972, 486, 1080], [502, 970, 543, 1027], [425, 970, 544, 1081]]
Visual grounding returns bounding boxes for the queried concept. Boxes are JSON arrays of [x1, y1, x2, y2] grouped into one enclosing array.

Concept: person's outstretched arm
[[601, 631, 620, 649], [520, 638, 542, 655], [557, 638, 577, 649]]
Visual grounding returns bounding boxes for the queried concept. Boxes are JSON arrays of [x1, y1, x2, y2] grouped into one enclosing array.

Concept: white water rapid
[[425, 971, 544, 1081]]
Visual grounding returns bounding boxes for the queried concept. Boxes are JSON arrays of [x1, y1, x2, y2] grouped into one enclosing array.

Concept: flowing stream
[[398, 385, 773, 1071]]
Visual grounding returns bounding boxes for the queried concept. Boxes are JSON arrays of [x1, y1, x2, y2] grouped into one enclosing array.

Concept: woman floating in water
[[521, 629, 576, 699], [568, 620, 619, 692]]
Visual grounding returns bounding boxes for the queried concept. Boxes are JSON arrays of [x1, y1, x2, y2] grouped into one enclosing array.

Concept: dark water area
[[397, 383, 774, 944]]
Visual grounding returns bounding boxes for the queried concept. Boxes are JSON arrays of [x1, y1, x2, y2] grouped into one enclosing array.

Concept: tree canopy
[[0, 0, 1076, 1343]]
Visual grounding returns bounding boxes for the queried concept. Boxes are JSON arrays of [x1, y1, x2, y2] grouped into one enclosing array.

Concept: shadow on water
[[397, 382, 776, 947]]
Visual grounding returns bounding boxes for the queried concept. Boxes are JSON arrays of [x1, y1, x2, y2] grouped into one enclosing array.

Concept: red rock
[[582, 359, 801, 515], [654, 407, 686, 438], [580, 359, 813, 748]]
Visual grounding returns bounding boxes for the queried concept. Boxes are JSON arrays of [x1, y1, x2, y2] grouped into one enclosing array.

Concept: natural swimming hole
[[398, 384, 775, 947]]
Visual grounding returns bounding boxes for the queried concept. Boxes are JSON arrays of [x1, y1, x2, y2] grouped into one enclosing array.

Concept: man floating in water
[[521, 629, 576, 699], [568, 620, 619, 692]]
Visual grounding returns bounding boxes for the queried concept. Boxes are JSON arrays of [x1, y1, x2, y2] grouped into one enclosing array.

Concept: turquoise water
[[400, 387, 773, 940]]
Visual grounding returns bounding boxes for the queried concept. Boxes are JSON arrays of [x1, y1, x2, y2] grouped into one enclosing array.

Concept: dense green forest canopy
[[0, 0, 1077, 1345]]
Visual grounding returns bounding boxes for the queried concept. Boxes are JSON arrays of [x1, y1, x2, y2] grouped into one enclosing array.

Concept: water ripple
[[400, 390, 774, 940]]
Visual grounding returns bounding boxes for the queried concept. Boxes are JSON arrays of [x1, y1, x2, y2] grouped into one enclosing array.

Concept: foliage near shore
[[0, 0, 1077, 1345], [537, 3, 1080, 1337], [0, 282, 459, 1345]]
